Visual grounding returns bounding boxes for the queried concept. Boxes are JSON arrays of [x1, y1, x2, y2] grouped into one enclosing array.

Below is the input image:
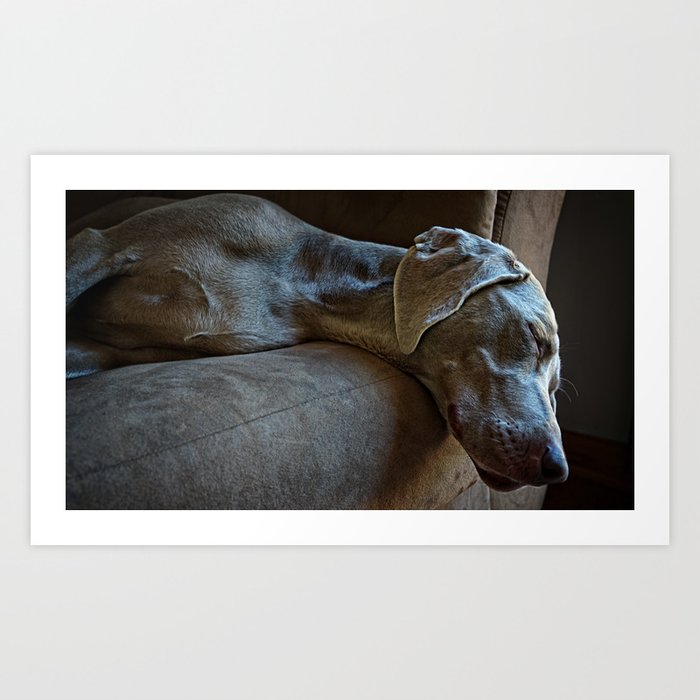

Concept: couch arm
[[492, 190, 566, 290], [66, 342, 478, 510]]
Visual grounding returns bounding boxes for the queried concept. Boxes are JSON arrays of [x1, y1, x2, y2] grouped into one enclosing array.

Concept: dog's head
[[394, 227, 568, 492]]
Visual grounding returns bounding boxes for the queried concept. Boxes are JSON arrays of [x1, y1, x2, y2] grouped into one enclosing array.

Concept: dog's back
[[67, 194, 329, 370]]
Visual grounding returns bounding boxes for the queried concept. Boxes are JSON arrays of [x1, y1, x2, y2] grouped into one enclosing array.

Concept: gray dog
[[66, 193, 569, 492]]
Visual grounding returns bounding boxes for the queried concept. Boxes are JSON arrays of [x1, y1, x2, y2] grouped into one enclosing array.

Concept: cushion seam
[[492, 190, 512, 245]]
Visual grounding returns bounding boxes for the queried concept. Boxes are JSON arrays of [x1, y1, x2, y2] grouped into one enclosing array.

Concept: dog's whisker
[[560, 377, 579, 397], [556, 386, 573, 403]]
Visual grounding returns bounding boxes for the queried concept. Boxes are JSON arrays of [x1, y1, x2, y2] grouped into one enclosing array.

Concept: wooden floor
[[543, 430, 634, 509]]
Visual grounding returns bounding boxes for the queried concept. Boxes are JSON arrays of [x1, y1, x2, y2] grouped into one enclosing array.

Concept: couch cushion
[[66, 342, 478, 509], [237, 190, 499, 247]]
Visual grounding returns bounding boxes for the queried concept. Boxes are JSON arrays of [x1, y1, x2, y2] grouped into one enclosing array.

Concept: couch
[[66, 189, 565, 509]]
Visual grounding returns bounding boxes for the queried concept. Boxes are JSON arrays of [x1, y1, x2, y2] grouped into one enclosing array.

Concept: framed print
[[30, 154, 669, 544]]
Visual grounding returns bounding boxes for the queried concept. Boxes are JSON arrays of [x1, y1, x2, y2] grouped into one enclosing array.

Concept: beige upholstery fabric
[[445, 482, 546, 510], [490, 486, 547, 510], [240, 190, 498, 247], [66, 343, 478, 509], [493, 190, 566, 289]]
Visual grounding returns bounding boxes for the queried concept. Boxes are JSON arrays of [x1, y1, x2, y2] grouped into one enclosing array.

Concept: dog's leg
[[66, 227, 140, 309], [67, 335, 204, 378]]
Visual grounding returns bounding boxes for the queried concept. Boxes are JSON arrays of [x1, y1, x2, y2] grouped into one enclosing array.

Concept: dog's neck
[[291, 232, 416, 372]]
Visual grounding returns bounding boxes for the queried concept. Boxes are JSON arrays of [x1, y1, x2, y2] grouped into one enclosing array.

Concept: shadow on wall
[[546, 190, 634, 444]]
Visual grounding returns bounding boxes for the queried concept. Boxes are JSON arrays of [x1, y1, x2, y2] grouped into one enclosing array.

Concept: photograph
[[64, 188, 633, 511], [30, 154, 667, 544]]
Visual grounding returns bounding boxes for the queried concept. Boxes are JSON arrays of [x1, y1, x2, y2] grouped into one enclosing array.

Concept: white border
[[30, 155, 669, 545]]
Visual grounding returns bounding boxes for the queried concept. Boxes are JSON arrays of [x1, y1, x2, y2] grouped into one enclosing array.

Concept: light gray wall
[[546, 191, 634, 442], [3, 3, 693, 700]]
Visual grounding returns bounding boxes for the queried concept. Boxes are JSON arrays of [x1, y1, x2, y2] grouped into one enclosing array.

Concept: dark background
[[544, 190, 635, 508]]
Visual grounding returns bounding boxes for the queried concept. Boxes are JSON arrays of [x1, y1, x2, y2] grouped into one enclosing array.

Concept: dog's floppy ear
[[393, 227, 529, 354]]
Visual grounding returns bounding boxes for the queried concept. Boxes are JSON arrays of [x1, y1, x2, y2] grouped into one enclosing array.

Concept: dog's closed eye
[[528, 323, 545, 361]]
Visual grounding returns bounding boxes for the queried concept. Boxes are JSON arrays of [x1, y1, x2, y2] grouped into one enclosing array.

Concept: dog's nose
[[539, 443, 569, 484]]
